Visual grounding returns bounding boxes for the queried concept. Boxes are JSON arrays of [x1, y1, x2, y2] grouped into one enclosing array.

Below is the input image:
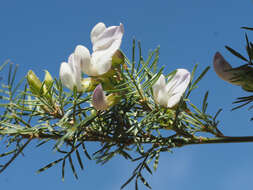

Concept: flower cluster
[[59, 22, 124, 90], [59, 22, 125, 110], [26, 22, 191, 111], [58, 22, 191, 110]]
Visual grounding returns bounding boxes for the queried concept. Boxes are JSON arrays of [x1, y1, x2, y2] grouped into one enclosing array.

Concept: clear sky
[[1, 0, 253, 189]]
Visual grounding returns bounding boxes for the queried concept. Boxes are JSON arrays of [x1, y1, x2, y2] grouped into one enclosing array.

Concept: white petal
[[155, 74, 166, 87], [152, 74, 166, 102], [59, 62, 75, 90], [165, 69, 190, 108], [91, 43, 118, 75], [60, 53, 83, 91], [213, 52, 240, 85], [76, 23, 124, 77], [90, 22, 106, 45], [69, 53, 83, 91], [166, 93, 183, 108], [92, 23, 124, 52], [90, 23, 124, 76], [74, 45, 97, 75], [75, 45, 91, 66], [156, 89, 171, 107], [92, 84, 108, 110], [152, 70, 190, 108], [165, 69, 190, 94]]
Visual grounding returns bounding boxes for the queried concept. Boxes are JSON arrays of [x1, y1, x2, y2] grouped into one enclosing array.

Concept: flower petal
[[60, 53, 83, 91], [156, 89, 171, 107], [92, 84, 108, 110], [76, 23, 124, 76], [74, 45, 98, 76], [90, 22, 106, 45], [90, 23, 124, 76], [75, 45, 91, 67], [165, 69, 190, 108], [213, 52, 240, 85], [152, 70, 190, 108], [59, 62, 75, 90], [91, 47, 115, 75], [165, 69, 190, 94], [92, 23, 124, 52], [152, 74, 166, 102], [69, 53, 83, 91]]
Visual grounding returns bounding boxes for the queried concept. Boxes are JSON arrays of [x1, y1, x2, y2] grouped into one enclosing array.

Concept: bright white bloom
[[75, 22, 124, 76], [92, 84, 108, 110], [59, 53, 83, 91], [152, 69, 191, 108], [213, 52, 240, 85]]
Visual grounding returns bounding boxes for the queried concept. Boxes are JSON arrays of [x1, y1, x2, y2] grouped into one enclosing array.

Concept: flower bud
[[27, 70, 43, 95], [91, 84, 120, 111], [44, 70, 54, 89], [92, 84, 108, 111], [213, 52, 241, 85]]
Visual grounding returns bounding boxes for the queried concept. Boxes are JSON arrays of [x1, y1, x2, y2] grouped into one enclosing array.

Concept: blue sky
[[1, 0, 253, 189]]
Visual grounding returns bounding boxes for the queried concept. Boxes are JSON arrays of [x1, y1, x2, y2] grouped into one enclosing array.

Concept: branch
[[5, 131, 253, 147]]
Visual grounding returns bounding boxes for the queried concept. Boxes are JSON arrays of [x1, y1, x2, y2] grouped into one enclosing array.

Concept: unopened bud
[[213, 52, 241, 85], [44, 70, 54, 88], [92, 84, 108, 111], [27, 70, 43, 95], [91, 84, 121, 111]]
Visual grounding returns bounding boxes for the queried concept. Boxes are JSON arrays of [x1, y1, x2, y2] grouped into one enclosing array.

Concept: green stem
[[4, 131, 253, 147], [192, 136, 253, 145]]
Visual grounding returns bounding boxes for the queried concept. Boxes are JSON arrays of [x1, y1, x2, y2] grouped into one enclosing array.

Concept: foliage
[[225, 28, 253, 114], [0, 37, 252, 189]]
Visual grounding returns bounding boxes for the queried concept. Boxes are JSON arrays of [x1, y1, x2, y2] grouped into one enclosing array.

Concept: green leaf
[[121, 173, 137, 190], [135, 178, 139, 190], [144, 163, 152, 175], [245, 34, 253, 63], [61, 159, 66, 181], [213, 108, 222, 121], [68, 155, 78, 179], [153, 151, 160, 171], [138, 173, 152, 189], [131, 38, 136, 75], [37, 158, 63, 174], [76, 150, 84, 170], [0, 60, 9, 72], [82, 143, 92, 160], [0, 149, 16, 157], [241, 26, 253, 31], [192, 66, 210, 88], [225, 45, 248, 62], [202, 91, 209, 113]]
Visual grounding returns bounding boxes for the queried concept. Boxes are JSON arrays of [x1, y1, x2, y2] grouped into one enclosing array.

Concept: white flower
[[213, 52, 240, 85], [92, 84, 108, 110], [59, 53, 83, 91], [152, 69, 191, 108], [75, 22, 124, 76]]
